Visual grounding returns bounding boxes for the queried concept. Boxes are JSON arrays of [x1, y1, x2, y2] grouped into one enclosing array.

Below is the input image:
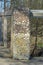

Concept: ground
[[0, 57, 43, 65], [0, 46, 43, 65], [29, 57, 43, 65]]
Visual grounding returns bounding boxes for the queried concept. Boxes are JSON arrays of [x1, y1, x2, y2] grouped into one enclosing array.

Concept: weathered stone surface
[[11, 9, 30, 59]]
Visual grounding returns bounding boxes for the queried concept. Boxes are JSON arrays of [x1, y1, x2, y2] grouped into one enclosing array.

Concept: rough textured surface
[[0, 57, 43, 65], [11, 9, 30, 59]]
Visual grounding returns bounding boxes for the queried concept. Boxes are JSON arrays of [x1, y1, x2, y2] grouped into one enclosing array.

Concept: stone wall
[[11, 9, 30, 60]]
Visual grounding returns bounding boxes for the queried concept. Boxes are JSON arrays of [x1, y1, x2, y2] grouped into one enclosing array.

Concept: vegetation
[[11, 0, 43, 9]]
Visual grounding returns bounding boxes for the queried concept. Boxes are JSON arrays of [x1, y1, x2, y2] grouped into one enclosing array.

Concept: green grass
[[37, 43, 43, 48]]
